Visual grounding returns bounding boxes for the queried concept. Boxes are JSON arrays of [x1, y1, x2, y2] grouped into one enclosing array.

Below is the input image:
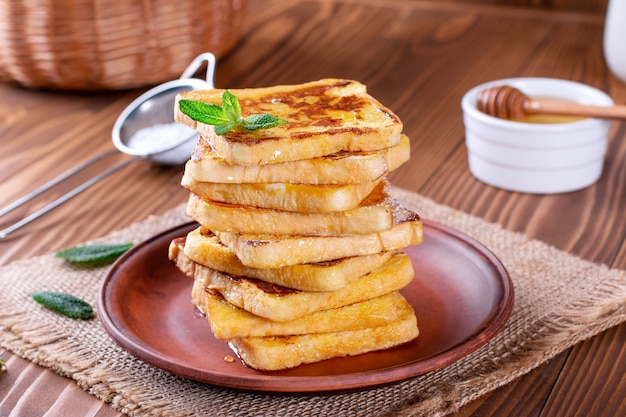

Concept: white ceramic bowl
[[461, 77, 614, 194]]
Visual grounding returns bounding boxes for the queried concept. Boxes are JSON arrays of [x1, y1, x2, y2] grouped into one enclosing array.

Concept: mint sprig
[[56, 242, 133, 267], [179, 91, 287, 135]]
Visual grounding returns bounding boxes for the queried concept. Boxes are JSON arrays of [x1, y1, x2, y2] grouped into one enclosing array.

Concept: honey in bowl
[[513, 113, 587, 124], [510, 97, 587, 124]]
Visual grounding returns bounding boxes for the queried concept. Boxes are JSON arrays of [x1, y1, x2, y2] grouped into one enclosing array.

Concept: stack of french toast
[[168, 79, 424, 371]]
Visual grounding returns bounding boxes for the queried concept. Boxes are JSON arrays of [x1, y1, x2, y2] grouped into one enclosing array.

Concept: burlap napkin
[[1, 187, 624, 417]]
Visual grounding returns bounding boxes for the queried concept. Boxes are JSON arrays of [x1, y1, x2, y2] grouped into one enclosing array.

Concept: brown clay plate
[[98, 220, 513, 393]]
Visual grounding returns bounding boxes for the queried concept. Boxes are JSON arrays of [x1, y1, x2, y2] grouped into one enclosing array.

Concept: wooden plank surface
[[434, 0, 608, 12], [0, 1, 624, 416]]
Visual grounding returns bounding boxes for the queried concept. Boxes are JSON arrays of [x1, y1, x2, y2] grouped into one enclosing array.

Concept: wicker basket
[[0, 0, 246, 90]]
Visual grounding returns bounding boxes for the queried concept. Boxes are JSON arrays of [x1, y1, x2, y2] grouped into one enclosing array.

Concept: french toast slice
[[174, 233, 395, 292], [228, 294, 418, 371], [170, 246, 414, 322], [185, 180, 397, 235], [175, 79, 403, 165], [214, 204, 423, 269], [182, 172, 383, 213], [192, 282, 402, 338], [185, 134, 411, 185]]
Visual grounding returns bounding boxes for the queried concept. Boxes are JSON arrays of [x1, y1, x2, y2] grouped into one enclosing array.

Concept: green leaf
[[215, 122, 238, 136], [0, 357, 6, 374], [240, 113, 288, 131], [32, 291, 94, 320], [178, 92, 287, 136], [179, 100, 229, 125], [221, 90, 241, 123], [56, 242, 133, 267]]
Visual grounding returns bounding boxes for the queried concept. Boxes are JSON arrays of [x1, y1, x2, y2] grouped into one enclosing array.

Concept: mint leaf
[[240, 113, 288, 131], [32, 291, 94, 320], [178, 91, 287, 135], [215, 122, 238, 136], [179, 100, 230, 125], [56, 242, 133, 267], [221, 90, 241, 123]]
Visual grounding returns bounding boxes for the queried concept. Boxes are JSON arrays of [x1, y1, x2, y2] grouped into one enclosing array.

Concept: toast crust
[[170, 243, 415, 322], [182, 172, 383, 213], [214, 204, 423, 269], [185, 180, 396, 236], [175, 79, 403, 165], [194, 285, 402, 339], [176, 232, 396, 292], [186, 134, 410, 185], [228, 294, 418, 370]]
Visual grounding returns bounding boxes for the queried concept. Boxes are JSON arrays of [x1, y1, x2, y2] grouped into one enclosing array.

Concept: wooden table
[[0, 1, 624, 416]]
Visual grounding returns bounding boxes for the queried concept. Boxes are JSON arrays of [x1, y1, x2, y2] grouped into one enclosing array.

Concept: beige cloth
[[0, 187, 625, 417]]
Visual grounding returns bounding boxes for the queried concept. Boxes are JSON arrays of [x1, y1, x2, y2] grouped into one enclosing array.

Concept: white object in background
[[604, 0, 626, 83], [461, 78, 613, 194]]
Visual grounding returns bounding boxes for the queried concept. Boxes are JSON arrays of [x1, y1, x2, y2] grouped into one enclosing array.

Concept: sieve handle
[[0, 157, 141, 239], [180, 52, 216, 89]]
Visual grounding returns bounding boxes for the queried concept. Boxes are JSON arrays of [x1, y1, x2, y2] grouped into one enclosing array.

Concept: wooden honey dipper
[[476, 85, 626, 120]]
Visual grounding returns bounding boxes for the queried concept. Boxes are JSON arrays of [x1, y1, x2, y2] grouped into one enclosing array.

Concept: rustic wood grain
[[431, 0, 608, 12], [0, 1, 624, 416], [542, 324, 626, 417]]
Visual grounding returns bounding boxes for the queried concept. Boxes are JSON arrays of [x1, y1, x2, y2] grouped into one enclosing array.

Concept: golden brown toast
[[228, 294, 418, 371], [185, 180, 398, 235], [192, 282, 402, 339], [185, 134, 411, 185], [175, 232, 395, 292], [175, 79, 403, 165], [182, 172, 383, 213], [169, 243, 414, 322], [214, 204, 423, 268]]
